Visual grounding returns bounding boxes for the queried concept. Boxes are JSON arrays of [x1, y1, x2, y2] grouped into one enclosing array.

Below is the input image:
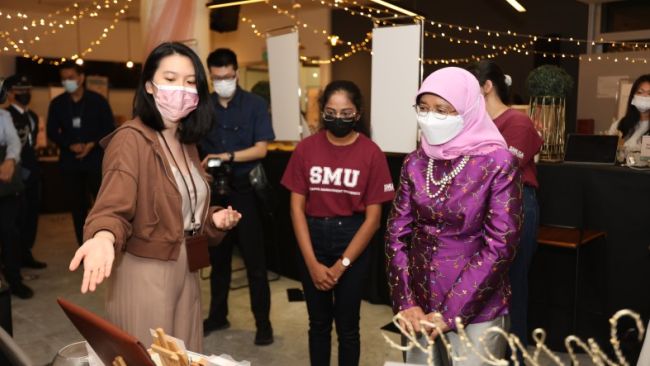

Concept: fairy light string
[[239, 14, 370, 64], [311, 0, 650, 64], [3, 0, 132, 65], [0, 1, 121, 50], [4, 0, 648, 66]]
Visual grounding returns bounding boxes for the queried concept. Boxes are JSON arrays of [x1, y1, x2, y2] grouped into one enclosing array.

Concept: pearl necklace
[[425, 156, 470, 199]]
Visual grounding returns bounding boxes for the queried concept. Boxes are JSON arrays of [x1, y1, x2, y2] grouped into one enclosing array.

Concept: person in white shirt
[[609, 74, 650, 148], [0, 79, 34, 299], [5, 74, 47, 270]]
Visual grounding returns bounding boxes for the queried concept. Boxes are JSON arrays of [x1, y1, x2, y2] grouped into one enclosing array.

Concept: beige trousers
[[105, 243, 203, 353], [405, 316, 510, 366]]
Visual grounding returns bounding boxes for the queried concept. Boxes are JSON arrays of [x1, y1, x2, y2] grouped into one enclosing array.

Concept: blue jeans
[[300, 215, 369, 366], [508, 186, 539, 353]]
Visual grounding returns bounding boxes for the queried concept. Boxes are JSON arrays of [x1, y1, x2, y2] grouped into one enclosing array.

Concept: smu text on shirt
[[309, 166, 361, 195]]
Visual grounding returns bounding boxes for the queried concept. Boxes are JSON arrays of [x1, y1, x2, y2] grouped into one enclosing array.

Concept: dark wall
[[332, 0, 589, 133]]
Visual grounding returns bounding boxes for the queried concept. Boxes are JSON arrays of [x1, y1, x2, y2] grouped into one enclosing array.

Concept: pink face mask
[[152, 82, 199, 122]]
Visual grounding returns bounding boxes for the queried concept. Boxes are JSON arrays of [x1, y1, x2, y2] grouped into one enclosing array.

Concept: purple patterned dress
[[385, 147, 523, 329]]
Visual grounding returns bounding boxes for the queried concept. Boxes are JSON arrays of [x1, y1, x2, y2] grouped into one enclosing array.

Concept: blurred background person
[[0, 78, 33, 299], [4, 74, 46, 270], [46, 61, 115, 246], [608, 74, 650, 148], [201, 48, 275, 346], [468, 60, 543, 361]]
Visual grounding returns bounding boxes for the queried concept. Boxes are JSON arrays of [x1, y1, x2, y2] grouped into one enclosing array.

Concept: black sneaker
[[22, 258, 47, 269], [254, 325, 274, 346], [203, 318, 230, 336], [10, 282, 34, 299]]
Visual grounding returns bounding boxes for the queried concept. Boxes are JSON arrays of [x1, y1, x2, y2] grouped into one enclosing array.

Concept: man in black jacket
[[46, 62, 115, 245], [5, 74, 46, 270]]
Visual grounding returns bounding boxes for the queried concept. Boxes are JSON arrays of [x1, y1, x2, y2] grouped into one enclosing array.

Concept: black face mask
[[14, 93, 31, 106], [323, 118, 356, 138]]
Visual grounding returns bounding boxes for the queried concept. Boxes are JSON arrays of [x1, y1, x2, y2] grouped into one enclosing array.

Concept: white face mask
[[62, 79, 79, 93], [213, 78, 237, 98], [417, 113, 465, 145], [632, 95, 650, 113]]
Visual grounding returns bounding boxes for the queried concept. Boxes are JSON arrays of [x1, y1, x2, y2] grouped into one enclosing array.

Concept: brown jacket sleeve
[[83, 129, 140, 251]]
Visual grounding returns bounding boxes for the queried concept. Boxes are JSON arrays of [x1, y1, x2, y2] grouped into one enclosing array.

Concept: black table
[[535, 163, 650, 316], [529, 162, 650, 352]]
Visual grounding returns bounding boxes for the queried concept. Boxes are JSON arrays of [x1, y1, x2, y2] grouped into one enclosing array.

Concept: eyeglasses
[[322, 111, 358, 123], [413, 104, 456, 120]]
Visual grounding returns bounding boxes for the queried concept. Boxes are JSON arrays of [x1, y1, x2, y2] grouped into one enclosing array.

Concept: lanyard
[[158, 132, 200, 234]]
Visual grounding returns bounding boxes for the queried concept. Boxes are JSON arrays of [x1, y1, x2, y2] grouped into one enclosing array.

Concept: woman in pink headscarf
[[385, 67, 523, 365]]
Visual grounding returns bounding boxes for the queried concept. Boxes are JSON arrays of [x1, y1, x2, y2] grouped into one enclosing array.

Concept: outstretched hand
[[69, 231, 115, 293]]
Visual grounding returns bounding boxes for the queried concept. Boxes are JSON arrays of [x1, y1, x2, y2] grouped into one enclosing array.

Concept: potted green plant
[[526, 65, 574, 162]]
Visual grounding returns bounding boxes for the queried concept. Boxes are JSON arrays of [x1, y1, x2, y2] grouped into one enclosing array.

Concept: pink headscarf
[[417, 67, 506, 160]]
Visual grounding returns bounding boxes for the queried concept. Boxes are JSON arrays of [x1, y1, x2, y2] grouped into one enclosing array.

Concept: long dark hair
[[467, 60, 510, 104], [617, 74, 650, 139], [319, 80, 369, 136], [133, 42, 212, 144]]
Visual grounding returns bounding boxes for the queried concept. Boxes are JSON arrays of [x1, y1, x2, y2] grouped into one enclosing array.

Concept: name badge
[[72, 117, 81, 129]]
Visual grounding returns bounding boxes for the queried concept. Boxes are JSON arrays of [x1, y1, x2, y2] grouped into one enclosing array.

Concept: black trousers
[[208, 187, 271, 328], [62, 170, 101, 246], [300, 215, 369, 366], [17, 170, 41, 262], [0, 195, 22, 284]]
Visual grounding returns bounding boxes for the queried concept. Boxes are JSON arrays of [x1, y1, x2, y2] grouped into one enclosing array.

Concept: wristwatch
[[228, 151, 235, 162], [340, 256, 351, 268]]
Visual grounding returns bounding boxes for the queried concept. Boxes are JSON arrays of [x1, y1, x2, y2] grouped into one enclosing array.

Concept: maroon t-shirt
[[281, 131, 395, 217], [493, 108, 543, 188]]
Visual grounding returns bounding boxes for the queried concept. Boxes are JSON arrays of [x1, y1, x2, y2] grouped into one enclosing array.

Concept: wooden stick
[[165, 339, 189, 366], [112, 356, 127, 366], [155, 328, 169, 349], [151, 332, 164, 348], [151, 344, 180, 366]]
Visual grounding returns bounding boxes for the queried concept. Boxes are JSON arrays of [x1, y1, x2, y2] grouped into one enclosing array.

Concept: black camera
[[207, 158, 232, 197]]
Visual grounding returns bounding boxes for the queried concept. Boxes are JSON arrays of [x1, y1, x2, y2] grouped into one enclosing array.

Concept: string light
[[266, 0, 350, 46], [239, 14, 371, 64], [0, 1, 120, 48], [312, 0, 650, 63], [8, 0, 132, 65]]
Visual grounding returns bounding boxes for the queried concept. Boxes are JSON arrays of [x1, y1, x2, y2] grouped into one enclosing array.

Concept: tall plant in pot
[[526, 65, 574, 161]]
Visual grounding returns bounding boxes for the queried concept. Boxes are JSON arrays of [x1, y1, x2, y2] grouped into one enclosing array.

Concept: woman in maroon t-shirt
[[468, 60, 543, 360], [281, 81, 394, 366]]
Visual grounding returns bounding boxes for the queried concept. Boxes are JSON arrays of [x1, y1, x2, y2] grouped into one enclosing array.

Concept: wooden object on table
[[151, 344, 180, 366], [112, 356, 127, 366], [149, 328, 193, 366]]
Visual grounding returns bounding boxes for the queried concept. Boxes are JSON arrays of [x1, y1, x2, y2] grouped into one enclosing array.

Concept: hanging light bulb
[[125, 17, 133, 69], [75, 58, 84, 65]]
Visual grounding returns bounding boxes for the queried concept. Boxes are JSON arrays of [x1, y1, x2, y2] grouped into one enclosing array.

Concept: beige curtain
[[141, 0, 197, 57]]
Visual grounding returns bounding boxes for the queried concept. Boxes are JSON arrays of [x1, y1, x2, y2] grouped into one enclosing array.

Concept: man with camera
[[201, 48, 275, 346]]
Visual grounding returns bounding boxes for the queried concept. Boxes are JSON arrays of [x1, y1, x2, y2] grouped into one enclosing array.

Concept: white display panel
[[266, 31, 302, 141], [371, 24, 421, 153]]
